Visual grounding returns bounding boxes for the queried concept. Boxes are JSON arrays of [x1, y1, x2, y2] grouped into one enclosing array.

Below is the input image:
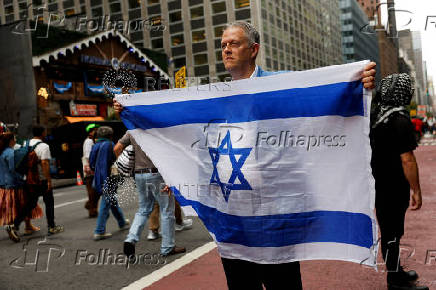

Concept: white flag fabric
[[116, 61, 377, 266]]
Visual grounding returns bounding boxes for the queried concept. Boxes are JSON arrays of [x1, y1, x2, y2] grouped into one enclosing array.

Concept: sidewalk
[[146, 145, 436, 290]]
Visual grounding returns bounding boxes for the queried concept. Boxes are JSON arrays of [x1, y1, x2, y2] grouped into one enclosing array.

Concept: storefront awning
[[65, 116, 105, 123]]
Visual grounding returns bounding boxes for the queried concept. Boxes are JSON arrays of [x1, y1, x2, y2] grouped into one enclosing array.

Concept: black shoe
[[161, 246, 186, 257], [123, 242, 135, 261], [399, 266, 418, 281], [388, 266, 419, 284], [5, 225, 20, 242]]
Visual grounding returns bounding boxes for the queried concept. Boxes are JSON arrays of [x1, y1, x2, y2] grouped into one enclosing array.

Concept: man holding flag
[[114, 21, 376, 289]]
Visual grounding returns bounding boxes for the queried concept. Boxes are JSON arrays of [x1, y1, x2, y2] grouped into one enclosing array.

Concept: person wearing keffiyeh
[[370, 74, 428, 290]]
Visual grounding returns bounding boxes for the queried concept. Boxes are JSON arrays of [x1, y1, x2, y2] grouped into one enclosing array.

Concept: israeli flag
[[116, 61, 377, 266]]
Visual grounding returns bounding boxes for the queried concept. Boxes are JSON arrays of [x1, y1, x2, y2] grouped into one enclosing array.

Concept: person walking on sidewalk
[[371, 73, 428, 290], [114, 132, 185, 258], [82, 124, 100, 218], [5, 126, 63, 242], [90, 126, 129, 240], [1, 132, 43, 237], [147, 201, 192, 240], [114, 145, 192, 240]]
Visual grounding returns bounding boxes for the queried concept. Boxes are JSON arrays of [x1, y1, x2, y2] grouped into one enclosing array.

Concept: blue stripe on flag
[[121, 80, 364, 130], [173, 188, 373, 249]]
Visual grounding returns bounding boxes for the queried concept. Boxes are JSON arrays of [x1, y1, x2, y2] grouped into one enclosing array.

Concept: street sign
[[175, 66, 186, 88]]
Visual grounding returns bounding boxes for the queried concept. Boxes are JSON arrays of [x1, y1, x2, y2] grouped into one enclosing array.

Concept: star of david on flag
[[208, 130, 252, 202]]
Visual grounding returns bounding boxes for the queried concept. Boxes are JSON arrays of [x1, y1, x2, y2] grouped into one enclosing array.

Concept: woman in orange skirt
[[0, 132, 42, 234]]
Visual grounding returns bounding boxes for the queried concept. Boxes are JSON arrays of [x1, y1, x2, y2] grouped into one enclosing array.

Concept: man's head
[[96, 126, 113, 140], [86, 123, 100, 137], [32, 125, 46, 138], [221, 21, 260, 79], [379, 73, 414, 107]]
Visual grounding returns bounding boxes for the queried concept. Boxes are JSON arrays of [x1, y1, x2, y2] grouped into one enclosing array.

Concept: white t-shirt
[[83, 138, 94, 159], [29, 138, 51, 181]]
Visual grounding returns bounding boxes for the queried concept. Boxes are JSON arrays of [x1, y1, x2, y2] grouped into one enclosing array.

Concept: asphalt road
[[0, 184, 213, 290]]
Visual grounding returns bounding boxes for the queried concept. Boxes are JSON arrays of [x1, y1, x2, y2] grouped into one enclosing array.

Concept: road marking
[[122, 242, 217, 290], [54, 198, 88, 209]]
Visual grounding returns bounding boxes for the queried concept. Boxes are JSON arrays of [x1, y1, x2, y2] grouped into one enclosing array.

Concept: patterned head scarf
[[371, 73, 414, 128]]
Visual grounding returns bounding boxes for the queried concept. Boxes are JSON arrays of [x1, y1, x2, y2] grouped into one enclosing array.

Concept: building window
[[173, 57, 186, 69], [129, 0, 140, 8], [152, 38, 163, 49], [90, 0, 102, 6], [65, 8, 75, 16], [212, 13, 227, 25], [130, 31, 143, 42], [92, 7, 103, 17], [195, 65, 209, 76], [234, 0, 250, 9], [214, 25, 225, 38], [212, 2, 226, 14], [191, 19, 205, 29], [169, 11, 182, 22], [168, 0, 181, 10], [63, 0, 74, 8], [216, 50, 222, 61], [171, 34, 184, 46], [148, 4, 161, 15], [148, 0, 159, 4], [110, 3, 121, 13], [190, 6, 204, 19], [192, 30, 206, 42], [194, 54, 208, 66], [193, 42, 207, 53], [235, 9, 250, 20], [129, 8, 141, 20], [150, 15, 162, 26]]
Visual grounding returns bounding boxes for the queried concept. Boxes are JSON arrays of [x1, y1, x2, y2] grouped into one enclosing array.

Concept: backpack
[[14, 140, 42, 182]]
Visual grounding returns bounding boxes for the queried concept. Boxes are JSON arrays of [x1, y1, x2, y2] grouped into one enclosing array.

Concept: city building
[[353, 0, 399, 79], [376, 27, 398, 78], [1, 0, 343, 82], [357, 0, 381, 23], [398, 29, 427, 105], [339, 0, 380, 81]]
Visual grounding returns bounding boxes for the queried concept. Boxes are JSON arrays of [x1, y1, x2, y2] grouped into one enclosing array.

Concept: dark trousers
[[221, 258, 302, 290], [376, 195, 409, 272], [14, 180, 55, 229], [84, 176, 100, 214]]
